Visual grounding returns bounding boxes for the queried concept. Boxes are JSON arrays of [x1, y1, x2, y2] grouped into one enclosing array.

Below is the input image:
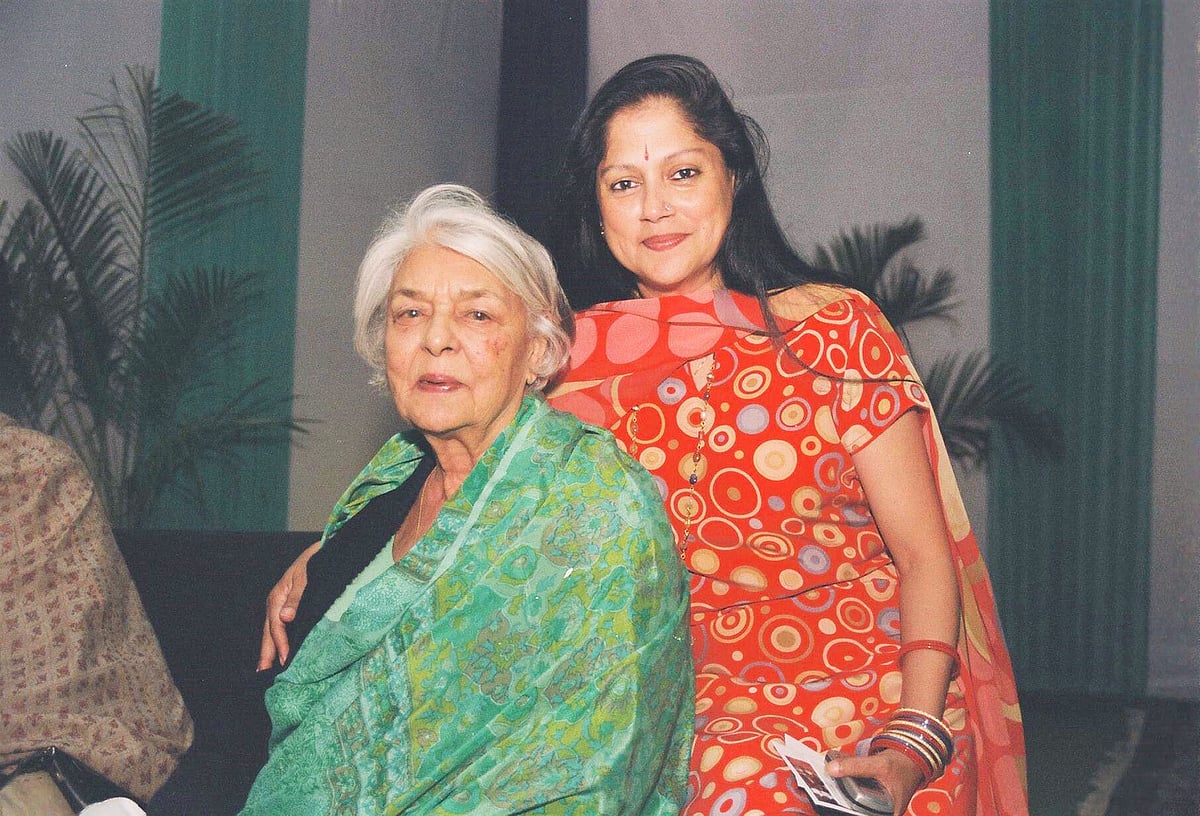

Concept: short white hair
[[353, 184, 574, 391]]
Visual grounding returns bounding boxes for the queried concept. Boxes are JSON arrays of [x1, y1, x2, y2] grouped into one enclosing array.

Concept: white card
[[777, 735, 878, 816]]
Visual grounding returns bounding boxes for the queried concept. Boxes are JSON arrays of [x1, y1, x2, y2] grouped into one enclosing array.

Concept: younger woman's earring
[[599, 222, 605, 236]]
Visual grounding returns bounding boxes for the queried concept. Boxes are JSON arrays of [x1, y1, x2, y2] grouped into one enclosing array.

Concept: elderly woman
[[241, 185, 692, 815]]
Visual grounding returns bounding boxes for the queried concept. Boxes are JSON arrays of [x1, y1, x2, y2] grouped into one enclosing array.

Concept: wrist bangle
[[869, 733, 936, 786], [896, 639, 960, 678], [891, 708, 954, 749], [891, 708, 953, 741], [883, 719, 952, 766]]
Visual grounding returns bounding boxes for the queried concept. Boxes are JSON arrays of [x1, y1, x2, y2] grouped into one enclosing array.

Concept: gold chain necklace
[[402, 465, 440, 550], [628, 359, 717, 558]]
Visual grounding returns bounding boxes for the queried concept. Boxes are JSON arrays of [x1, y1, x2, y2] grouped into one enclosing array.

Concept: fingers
[[257, 540, 321, 670], [825, 753, 875, 779], [267, 581, 294, 667], [257, 616, 278, 672], [828, 750, 921, 816], [283, 562, 308, 620]]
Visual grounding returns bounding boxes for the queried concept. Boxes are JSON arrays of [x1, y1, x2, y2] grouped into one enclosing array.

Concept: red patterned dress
[[549, 286, 1028, 816]]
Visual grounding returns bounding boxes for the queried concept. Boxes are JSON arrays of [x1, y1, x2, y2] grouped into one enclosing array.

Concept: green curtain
[[988, 1, 1161, 694], [153, 0, 310, 529]]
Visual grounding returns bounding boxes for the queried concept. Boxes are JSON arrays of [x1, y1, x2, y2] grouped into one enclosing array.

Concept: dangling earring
[[599, 222, 605, 236]]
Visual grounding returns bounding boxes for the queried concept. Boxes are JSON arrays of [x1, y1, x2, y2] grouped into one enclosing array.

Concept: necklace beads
[[626, 358, 717, 558], [680, 361, 716, 555]]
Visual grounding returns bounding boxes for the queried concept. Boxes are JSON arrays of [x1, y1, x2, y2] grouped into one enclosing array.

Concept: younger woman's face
[[595, 97, 735, 298]]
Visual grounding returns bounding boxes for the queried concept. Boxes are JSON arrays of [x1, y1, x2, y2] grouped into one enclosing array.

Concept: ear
[[525, 332, 550, 386]]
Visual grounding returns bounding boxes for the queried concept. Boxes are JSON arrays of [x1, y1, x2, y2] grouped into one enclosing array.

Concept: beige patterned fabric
[[0, 415, 193, 801]]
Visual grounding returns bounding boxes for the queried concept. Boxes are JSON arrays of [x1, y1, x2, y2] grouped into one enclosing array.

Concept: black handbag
[[0, 747, 144, 814]]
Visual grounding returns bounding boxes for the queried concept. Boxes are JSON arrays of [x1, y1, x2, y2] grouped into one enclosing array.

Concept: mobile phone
[[825, 751, 893, 815]]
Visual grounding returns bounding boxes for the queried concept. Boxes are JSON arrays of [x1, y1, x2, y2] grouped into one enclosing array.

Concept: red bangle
[[896, 639, 960, 678], [869, 734, 936, 786], [883, 719, 953, 766]]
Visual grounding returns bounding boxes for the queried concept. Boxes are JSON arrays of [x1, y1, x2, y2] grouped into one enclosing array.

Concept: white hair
[[353, 184, 574, 391]]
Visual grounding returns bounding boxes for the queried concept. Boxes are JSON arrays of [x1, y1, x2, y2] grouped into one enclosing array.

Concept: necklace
[[395, 464, 442, 560], [628, 358, 717, 558], [404, 466, 440, 545]]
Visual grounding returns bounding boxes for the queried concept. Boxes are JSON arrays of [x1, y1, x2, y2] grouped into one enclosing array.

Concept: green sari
[[240, 397, 692, 815]]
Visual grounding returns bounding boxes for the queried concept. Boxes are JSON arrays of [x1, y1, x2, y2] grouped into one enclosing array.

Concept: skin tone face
[[595, 96, 736, 298], [384, 243, 544, 471]]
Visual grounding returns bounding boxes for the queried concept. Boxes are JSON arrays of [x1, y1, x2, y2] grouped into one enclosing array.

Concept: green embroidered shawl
[[240, 397, 692, 815]]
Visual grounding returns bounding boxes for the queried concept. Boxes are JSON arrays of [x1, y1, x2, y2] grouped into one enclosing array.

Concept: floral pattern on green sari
[[240, 396, 692, 815]]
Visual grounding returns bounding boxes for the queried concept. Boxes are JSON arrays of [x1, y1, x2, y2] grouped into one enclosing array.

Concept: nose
[[640, 181, 674, 222], [421, 309, 458, 354]]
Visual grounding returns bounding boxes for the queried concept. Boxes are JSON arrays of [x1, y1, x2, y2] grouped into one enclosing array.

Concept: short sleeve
[[791, 294, 930, 455]]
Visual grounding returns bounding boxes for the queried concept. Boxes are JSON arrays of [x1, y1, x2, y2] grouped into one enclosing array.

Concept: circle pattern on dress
[[554, 290, 1018, 816]]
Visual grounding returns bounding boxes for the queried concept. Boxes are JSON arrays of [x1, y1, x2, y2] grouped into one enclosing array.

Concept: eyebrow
[[597, 147, 709, 176], [390, 287, 503, 302]]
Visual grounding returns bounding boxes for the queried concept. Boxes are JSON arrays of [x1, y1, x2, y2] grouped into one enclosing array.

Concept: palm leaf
[[921, 350, 1065, 469], [873, 257, 958, 327], [0, 200, 114, 475], [127, 267, 258, 414], [812, 217, 958, 329], [5, 132, 133, 389], [116, 266, 301, 526], [0, 67, 294, 527], [6, 131, 127, 284], [77, 66, 154, 263], [128, 382, 302, 526], [78, 66, 264, 259], [0, 201, 36, 418], [147, 83, 264, 246]]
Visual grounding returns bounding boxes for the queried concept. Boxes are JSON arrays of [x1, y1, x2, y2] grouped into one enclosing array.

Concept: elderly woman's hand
[[257, 540, 320, 670]]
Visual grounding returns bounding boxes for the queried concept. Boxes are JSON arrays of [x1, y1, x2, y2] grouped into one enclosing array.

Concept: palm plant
[[0, 66, 302, 527], [812, 217, 1063, 469]]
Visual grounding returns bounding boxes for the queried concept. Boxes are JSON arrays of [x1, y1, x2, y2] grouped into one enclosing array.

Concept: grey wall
[[590, 0, 994, 540], [286, 0, 504, 530], [1149, 0, 1199, 700], [0, 0, 161, 206]]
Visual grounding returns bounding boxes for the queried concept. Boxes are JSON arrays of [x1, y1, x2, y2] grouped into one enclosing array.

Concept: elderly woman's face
[[385, 244, 544, 454], [596, 97, 735, 298]]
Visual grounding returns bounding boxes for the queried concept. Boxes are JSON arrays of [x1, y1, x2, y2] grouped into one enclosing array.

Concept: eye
[[391, 307, 421, 322], [672, 167, 700, 180], [467, 310, 491, 321], [609, 178, 638, 192]]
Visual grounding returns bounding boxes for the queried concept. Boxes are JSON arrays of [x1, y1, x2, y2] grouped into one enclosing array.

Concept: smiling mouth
[[642, 233, 688, 251]]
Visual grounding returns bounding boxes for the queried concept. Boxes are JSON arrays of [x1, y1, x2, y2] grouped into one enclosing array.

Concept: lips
[[417, 374, 463, 390], [642, 233, 688, 251]]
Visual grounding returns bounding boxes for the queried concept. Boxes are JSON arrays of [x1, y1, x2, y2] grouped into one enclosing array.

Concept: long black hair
[[546, 53, 839, 314]]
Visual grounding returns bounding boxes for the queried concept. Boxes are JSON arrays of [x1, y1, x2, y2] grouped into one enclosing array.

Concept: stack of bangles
[[868, 640, 960, 785], [869, 707, 955, 786]]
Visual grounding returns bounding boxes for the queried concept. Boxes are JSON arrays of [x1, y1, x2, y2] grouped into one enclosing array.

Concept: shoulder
[[533, 405, 668, 519], [536, 404, 644, 480], [768, 283, 887, 323], [0, 419, 89, 486], [770, 284, 897, 340]]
